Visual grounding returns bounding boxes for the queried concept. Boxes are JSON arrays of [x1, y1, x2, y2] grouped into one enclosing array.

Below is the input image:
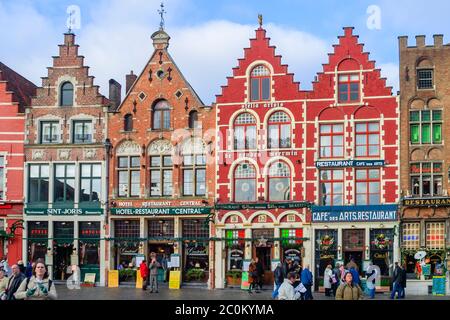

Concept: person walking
[[1, 264, 25, 300], [323, 264, 333, 297], [17, 261, 26, 275], [332, 263, 341, 296], [272, 262, 284, 299], [335, 271, 364, 300], [278, 272, 301, 300], [248, 260, 257, 294], [255, 257, 264, 291], [365, 262, 377, 299], [14, 261, 57, 300], [339, 264, 346, 283], [301, 265, 314, 300], [400, 264, 407, 299], [0, 269, 8, 298], [148, 253, 160, 293], [140, 259, 149, 291], [390, 262, 402, 299]]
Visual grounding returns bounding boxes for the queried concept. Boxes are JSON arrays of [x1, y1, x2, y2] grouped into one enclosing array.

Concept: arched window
[[250, 65, 271, 102], [234, 113, 257, 150], [153, 100, 171, 130], [188, 110, 199, 129], [60, 82, 74, 106], [268, 162, 291, 201], [234, 162, 257, 202], [124, 114, 133, 132], [268, 112, 291, 149]]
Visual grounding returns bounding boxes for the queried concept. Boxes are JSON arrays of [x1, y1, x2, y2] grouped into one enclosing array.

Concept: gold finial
[[258, 14, 263, 28]]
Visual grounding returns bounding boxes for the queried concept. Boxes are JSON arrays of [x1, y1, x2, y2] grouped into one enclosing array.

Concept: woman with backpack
[[14, 261, 57, 300]]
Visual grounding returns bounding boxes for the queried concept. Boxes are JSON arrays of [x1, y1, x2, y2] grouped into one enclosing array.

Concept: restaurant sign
[[110, 207, 212, 216], [312, 205, 398, 223], [25, 208, 103, 216], [215, 202, 311, 210], [315, 160, 385, 168], [403, 197, 450, 207]]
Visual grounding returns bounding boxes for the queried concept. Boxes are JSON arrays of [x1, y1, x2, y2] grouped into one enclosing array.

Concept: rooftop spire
[[158, 2, 166, 30], [258, 14, 263, 28]]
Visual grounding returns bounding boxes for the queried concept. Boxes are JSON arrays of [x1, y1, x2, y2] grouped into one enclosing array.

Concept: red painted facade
[[0, 62, 36, 264]]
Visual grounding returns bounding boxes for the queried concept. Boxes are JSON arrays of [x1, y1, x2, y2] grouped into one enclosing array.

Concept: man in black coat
[[4, 264, 25, 300], [400, 264, 407, 299], [255, 257, 264, 291]]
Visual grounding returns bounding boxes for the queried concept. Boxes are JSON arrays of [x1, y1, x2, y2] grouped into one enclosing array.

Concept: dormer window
[[250, 65, 271, 102], [338, 74, 359, 103], [60, 82, 74, 107]]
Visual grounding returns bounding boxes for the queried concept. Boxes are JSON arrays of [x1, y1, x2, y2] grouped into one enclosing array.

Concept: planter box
[[226, 276, 242, 287], [80, 283, 95, 288]]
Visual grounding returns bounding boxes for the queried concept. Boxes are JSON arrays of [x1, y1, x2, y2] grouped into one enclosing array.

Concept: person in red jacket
[[140, 260, 149, 291]]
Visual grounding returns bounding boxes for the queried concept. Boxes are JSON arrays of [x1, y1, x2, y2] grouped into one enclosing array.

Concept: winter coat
[[140, 262, 149, 278], [278, 279, 299, 300], [323, 268, 333, 289], [149, 260, 160, 276], [14, 276, 57, 300], [335, 283, 364, 300], [301, 268, 313, 286], [274, 266, 284, 285], [256, 261, 264, 277], [400, 269, 407, 288], [248, 264, 256, 284], [392, 266, 402, 284], [4, 273, 25, 300], [0, 276, 8, 295]]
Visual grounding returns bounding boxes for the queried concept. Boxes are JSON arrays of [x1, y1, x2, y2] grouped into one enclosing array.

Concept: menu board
[[169, 270, 181, 290], [422, 264, 431, 276], [136, 270, 143, 289], [84, 273, 96, 284], [241, 272, 250, 290], [108, 270, 119, 288], [432, 276, 446, 296]]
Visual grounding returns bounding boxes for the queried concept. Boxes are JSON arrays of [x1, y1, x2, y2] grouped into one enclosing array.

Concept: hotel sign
[[215, 202, 311, 210], [25, 208, 103, 216], [403, 197, 450, 207], [110, 207, 212, 216], [315, 160, 385, 168], [312, 205, 398, 223]]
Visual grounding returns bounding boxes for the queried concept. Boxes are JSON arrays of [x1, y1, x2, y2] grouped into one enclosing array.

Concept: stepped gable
[[0, 62, 37, 112]]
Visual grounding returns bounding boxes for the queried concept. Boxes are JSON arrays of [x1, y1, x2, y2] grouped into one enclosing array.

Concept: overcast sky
[[1, 0, 449, 104]]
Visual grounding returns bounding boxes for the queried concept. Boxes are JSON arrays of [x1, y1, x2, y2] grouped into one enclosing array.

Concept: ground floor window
[[369, 229, 394, 276], [182, 219, 209, 283], [114, 220, 140, 274], [79, 222, 100, 267], [226, 230, 245, 273], [315, 229, 338, 288], [27, 222, 48, 263], [148, 219, 174, 238]]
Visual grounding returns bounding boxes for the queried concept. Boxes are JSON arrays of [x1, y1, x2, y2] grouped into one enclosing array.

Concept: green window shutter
[[433, 123, 442, 143], [422, 124, 431, 144], [410, 124, 420, 144]]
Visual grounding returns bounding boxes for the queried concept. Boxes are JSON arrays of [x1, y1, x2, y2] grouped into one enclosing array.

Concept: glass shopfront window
[[114, 220, 140, 270], [370, 229, 394, 276], [182, 219, 209, 283], [79, 222, 100, 266], [27, 221, 48, 263], [315, 229, 338, 288], [226, 230, 245, 271], [281, 229, 303, 264]]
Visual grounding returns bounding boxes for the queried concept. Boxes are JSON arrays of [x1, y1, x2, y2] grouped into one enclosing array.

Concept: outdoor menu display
[[432, 276, 446, 296], [241, 272, 250, 290], [169, 271, 181, 290]]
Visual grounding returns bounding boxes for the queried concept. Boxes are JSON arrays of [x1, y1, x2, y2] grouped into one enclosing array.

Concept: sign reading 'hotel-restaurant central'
[[110, 200, 212, 215], [312, 205, 398, 222]]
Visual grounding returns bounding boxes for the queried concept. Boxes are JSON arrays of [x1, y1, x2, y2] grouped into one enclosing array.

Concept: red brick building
[[214, 24, 311, 289], [307, 27, 400, 290], [24, 33, 110, 285], [107, 27, 216, 288], [0, 63, 36, 264]]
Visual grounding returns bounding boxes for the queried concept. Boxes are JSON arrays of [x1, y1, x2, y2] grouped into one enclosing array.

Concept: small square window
[[175, 90, 183, 99], [138, 92, 147, 101]]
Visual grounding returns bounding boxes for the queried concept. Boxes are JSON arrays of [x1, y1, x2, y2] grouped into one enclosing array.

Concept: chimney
[[126, 71, 137, 95], [398, 36, 408, 49], [415, 35, 426, 47], [64, 33, 76, 46], [109, 79, 122, 109], [433, 34, 444, 47]]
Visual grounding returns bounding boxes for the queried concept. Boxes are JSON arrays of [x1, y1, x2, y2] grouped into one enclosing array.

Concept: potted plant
[[185, 268, 206, 282], [225, 270, 242, 286]]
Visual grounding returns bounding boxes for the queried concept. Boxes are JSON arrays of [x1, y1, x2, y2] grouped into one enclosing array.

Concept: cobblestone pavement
[[56, 284, 450, 300]]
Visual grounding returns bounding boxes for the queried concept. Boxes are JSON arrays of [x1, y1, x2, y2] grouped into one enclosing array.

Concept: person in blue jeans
[[301, 265, 314, 300], [272, 263, 284, 299], [390, 262, 402, 299]]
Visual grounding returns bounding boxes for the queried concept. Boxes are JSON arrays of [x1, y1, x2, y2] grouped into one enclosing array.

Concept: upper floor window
[[338, 74, 359, 103], [124, 114, 133, 132], [117, 156, 140, 197], [234, 113, 257, 150], [0, 156, 4, 201], [320, 124, 344, 158], [40, 121, 60, 144], [355, 122, 380, 157], [355, 169, 380, 205], [426, 222, 445, 249], [410, 110, 442, 144], [268, 112, 291, 149], [183, 153, 206, 197], [268, 161, 291, 201], [54, 164, 76, 203], [234, 162, 257, 203], [60, 82, 74, 107], [417, 69, 434, 89], [410, 162, 442, 197], [320, 169, 344, 206], [73, 120, 93, 144], [149, 155, 173, 197], [153, 100, 171, 130], [188, 110, 199, 129], [250, 65, 271, 102], [80, 164, 101, 204], [28, 164, 49, 204]]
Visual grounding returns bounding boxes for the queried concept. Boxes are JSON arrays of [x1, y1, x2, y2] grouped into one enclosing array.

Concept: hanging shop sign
[[315, 160, 385, 168], [403, 197, 450, 207], [215, 202, 311, 210], [25, 208, 103, 216], [312, 205, 398, 223], [110, 207, 212, 216]]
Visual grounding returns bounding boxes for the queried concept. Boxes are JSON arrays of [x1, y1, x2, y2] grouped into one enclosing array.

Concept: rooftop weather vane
[[158, 2, 166, 30], [68, 10, 74, 33], [258, 14, 263, 28]]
